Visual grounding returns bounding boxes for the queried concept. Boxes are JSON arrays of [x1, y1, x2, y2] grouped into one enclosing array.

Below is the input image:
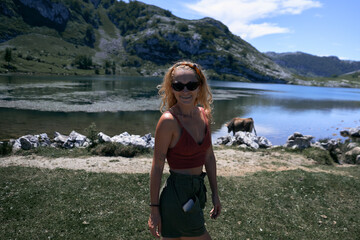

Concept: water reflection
[[1, 76, 360, 145]]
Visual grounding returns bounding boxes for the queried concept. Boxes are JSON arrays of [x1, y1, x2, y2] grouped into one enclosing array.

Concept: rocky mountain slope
[[2, 0, 293, 83], [265, 51, 360, 77]]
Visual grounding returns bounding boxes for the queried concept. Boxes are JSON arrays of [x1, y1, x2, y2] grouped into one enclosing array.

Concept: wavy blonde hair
[[158, 61, 213, 120]]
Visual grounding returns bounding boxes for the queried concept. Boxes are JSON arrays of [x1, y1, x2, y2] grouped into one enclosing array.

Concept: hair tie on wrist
[[149, 204, 160, 207]]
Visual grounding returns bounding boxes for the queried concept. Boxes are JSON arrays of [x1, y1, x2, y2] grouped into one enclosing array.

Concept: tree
[[74, 55, 92, 69], [84, 25, 95, 47], [111, 61, 116, 75], [5, 48, 12, 65]]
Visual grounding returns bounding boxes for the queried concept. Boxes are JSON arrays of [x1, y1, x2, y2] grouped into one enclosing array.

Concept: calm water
[[0, 75, 359, 145]]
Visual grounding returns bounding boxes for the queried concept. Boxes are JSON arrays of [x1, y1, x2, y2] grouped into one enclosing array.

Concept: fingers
[[210, 204, 221, 219], [148, 217, 161, 238]]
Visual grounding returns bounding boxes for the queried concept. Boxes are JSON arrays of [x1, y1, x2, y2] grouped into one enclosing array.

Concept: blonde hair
[[158, 61, 213, 120]]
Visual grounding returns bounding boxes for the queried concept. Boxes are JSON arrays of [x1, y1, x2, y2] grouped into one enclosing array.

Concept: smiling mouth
[[180, 95, 192, 100]]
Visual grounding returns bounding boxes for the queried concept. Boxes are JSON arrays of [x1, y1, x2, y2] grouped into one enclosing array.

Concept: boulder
[[340, 127, 360, 140], [312, 139, 340, 151], [19, 135, 39, 150], [64, 131, 90, 148], [10, 134, 51, 150], [10, 139, 22, 151], [347, 142, 359, 151], [35, 133, 51, 147], [214, 136, 232, 145], [142, 133, 155, 149], [98, 132, 112, 143], [214, 131, 272, 149], [344, 147, 360, 164], [19, 136, 35, 150], [258, 136, 273, 149], [54, 131, 90, 149], [111, 132, 155, 149], [311, 142, 326, 150], [54, 131, 68, 144], [284, 132, 314, 150], [235, 132, 259, 149]]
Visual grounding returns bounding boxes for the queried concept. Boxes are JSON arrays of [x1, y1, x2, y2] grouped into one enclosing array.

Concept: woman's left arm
[[205, 145, 221, 219]]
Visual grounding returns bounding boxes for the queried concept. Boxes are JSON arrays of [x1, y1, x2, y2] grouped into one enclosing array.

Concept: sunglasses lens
[[172, 82, 199, 91], [172, 82, 184, 91], [187, 82, 199, 91]]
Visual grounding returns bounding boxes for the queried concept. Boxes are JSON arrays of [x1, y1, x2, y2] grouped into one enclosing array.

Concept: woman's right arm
[[148, 113, 174, 238]]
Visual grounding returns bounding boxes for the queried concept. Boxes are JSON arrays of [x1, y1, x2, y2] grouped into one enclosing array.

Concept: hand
[[148, 209, 161, 238], [210, 194, 221, 219]]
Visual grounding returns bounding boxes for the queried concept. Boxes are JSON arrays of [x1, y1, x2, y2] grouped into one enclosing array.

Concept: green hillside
[[0, 0, 294, 83], [265, 52, 360, 77]]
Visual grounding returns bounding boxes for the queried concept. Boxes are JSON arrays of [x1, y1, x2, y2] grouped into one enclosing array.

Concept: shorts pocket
[[183, 195, 205, 232]]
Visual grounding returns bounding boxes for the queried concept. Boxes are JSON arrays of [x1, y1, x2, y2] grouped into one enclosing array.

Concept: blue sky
[[126, 0, 360, 61]]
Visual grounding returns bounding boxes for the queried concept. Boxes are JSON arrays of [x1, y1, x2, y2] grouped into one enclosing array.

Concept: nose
[[182, 86, 190, 92]]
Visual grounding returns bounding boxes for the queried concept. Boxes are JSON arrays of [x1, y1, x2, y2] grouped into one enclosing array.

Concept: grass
[[0, 33, 96, 75], [1, 166, 359, 239], [9, 144, 153, 159], [13, 146, 92, 158]]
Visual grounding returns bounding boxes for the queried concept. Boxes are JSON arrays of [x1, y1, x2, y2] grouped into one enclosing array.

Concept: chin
[[179, 96, 195, 105]]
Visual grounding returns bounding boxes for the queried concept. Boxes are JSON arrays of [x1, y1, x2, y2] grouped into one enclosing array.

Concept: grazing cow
[[226, 117, 257, 136]]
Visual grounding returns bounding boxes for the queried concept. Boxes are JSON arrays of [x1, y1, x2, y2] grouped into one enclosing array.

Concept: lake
[[0, 75, 359, 145]]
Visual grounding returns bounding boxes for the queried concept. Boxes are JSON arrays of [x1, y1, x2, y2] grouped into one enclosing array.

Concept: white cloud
[[186, 0, 322, 39]]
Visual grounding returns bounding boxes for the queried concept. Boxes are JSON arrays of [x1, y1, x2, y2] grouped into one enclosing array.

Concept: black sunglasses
[[171, 81, 200, 91]]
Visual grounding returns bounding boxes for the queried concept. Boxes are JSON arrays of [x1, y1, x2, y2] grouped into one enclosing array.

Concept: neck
[[174, 104, 197, 118]]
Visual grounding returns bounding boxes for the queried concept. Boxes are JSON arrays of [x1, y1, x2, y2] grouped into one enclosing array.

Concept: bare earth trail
[[0, 149, 353, 177]]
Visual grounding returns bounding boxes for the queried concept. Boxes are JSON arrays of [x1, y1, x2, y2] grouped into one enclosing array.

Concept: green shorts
[[159, 170, 207, 238]]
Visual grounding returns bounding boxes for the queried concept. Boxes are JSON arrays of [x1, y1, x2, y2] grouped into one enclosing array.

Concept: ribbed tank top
[[166, 108, 211, 169]]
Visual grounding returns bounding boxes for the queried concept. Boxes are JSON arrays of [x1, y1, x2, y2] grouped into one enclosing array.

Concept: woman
[[148, 61, 221, 239]]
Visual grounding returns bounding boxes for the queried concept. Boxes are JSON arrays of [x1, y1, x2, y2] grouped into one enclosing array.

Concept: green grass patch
[[91, 142, 152, 158], [13, 146, 91, 158], [267, 146, 335, 165], [12, 143, 153, 159], [302, 148, 335, 165], [1, 166, 359, 239]]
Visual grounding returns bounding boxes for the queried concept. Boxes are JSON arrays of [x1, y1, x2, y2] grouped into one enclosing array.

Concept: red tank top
[[166, 108, 212, 169]]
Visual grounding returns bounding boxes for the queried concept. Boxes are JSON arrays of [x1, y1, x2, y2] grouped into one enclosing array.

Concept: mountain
[[265, 51, 360, 77], [0, 0, 293, 83]]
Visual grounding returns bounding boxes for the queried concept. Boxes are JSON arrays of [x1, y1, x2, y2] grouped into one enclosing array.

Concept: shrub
[[91, 142, 151, 158], [164, 10, 172, 17], [303, 147, 334, 165], [177, 23, 189, 32], [84, 25, 95, 47], [108, 0, 146, 35], [0, 142, 12, 156], [4, 47, 12, 63], [74, 55, 92, 69], [84, 122, 98, 147]]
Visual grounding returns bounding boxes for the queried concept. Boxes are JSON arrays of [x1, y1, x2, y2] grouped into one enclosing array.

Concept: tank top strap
[[166, 110, 183, 128]]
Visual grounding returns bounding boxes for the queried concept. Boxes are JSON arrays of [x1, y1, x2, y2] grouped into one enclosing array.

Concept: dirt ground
[[0, 148, 352, 176]]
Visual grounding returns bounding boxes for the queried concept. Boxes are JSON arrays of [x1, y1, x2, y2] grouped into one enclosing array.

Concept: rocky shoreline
[[1, 127, 359, 165], [215, 128, 360, 164]]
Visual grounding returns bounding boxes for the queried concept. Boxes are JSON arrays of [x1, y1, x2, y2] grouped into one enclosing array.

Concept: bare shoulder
[[156, 111, 177, 131]]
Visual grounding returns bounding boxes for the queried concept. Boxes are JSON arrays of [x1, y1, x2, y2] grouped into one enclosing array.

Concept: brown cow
[[226, 117, 257, 136]]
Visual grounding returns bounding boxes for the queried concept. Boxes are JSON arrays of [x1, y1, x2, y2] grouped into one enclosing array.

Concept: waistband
[[169, 170, 206, 180]]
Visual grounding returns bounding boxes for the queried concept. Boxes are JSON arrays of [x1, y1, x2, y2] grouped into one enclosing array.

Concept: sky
[[125, 0, 360, 61]]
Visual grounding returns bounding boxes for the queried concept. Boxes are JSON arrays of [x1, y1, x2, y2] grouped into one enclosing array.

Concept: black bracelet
[[149, 204, 160, 207]]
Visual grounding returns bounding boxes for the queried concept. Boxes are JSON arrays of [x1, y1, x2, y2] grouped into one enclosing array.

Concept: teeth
[[181, 96, 191, 99]]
